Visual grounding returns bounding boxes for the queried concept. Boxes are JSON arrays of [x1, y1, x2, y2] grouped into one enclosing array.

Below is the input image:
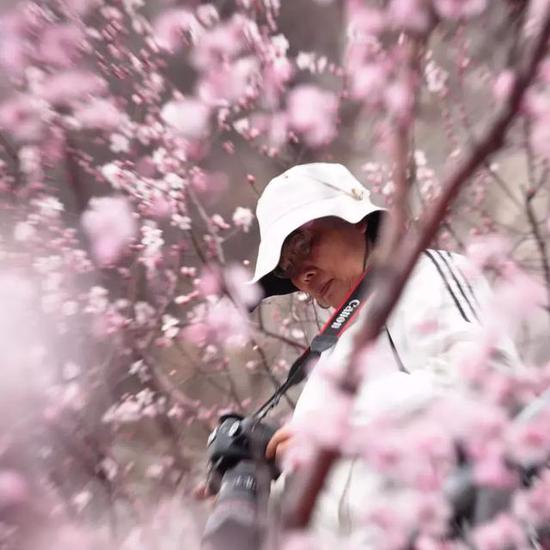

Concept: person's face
[[275, 217, 368, 308]]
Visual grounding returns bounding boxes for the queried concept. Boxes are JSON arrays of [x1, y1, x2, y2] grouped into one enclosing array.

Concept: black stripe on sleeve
[[385, 326, 408, 373], [424, 250, 471, 323], [436, 250, 480, 323], [444, 251, 481, 311]]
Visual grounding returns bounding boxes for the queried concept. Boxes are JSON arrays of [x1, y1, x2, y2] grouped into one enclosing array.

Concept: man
[[246, 162, 518, 542]]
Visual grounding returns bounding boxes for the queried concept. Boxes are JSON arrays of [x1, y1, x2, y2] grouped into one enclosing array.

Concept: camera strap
[[253, 270, 372, 421]]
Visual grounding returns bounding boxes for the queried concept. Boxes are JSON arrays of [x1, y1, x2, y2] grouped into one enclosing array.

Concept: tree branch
[[282, 3, 550, 529]]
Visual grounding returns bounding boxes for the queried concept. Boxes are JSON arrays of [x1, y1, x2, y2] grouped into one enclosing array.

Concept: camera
[[201, 414, 280, 550]]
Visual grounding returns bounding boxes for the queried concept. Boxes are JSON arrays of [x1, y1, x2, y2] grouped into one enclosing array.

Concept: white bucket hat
[[248, 162, 386, 306]]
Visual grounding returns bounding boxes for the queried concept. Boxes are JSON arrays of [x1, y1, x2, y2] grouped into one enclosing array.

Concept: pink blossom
[[433, 0, 487, 20], [59, 0, 101, 17], [281, 532, 319, 550], [184, 300, 249, 347], [0, 14, 27, 75], [345, 4, 386, 36], [505, 412, 550, 466], [232, 206, 254, 232], [196, 4, 219, 26], [349, 63, 388, 103], [538, 57, 550, 83], [249, 111, 289, 148], [0, 470, 29, 508], [384, 80, 414, 122], [362, 490, 451, 546], [0, 94, 43, 141], [388, 0, 432, 33], [197, 56, 260, 106], [287, 85, 338, 147], [473, 443, 517, 488], [181, 322, 209, 347], [493, 70, 515, 103], [466, 234, 511, 271], [39, 23, 86, 67], [41, 70, 107, 106], [146, 194, 174, 219], [513, 469, 550, 527], [224, 264, 262, 308], [74, 98, 122, 131], [196, 268, 221, 297], [160, 98, 211, 139], [472, 513, 527, 550], [425, 59, 449, 95], [190, 14, 249, 69], [483, 266, 546, 339], [81, 196, 137, 266], [289, 369, 353, 450], [262, 55, 294, 107], [210, 214, 229, 230], [153, 8, 203, 52], [190, 170, 228, 202]]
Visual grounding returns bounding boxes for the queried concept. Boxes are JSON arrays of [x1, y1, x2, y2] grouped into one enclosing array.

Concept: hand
[[265, 425, 293, 465], [193, 482, 218, 508]]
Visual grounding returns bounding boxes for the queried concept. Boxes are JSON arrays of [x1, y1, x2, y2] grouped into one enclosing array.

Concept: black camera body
[[206, 413, 279, 494], [202, 414, 280, 550]]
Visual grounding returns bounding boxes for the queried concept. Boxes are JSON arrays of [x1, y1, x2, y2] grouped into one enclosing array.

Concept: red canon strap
[[253, 270, 372, 420]]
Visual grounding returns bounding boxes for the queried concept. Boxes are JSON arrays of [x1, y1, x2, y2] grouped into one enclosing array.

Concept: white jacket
[[280, 249, 519, 543]]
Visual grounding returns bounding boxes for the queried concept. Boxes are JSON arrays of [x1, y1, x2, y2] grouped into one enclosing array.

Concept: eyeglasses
[[273, 228, 314, 279]]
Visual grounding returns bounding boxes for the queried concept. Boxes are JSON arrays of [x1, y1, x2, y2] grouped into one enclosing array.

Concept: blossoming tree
[[0, 0, 549, 548]]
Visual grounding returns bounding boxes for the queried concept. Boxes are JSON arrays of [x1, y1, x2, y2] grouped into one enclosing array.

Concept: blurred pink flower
[[224, 264, 262, 308], [0, 14, 27, 75], [492, 70, 515, 103], [505, 412, 550, 466], [345, 4, 386, 36], [472, 513, 527, 550], [39, 23, 86, 67], [232, 206, 254, 232], [388, 0, 432, 33], [384, 80, 414, 122], [160, 98, 211, 140], [197, 268, 221, 297], [281, 533, 318, 550], [153, 8, 203, 52], [183, 300, 248, 347], [40, 70, 107, 106], [349, 63, 388, 103], [0, 470, 29, 508], [190, 14, 248, 69], [433, 0, 486, 20], [181, 322, 209, 347], [74, 98, 122, 131], [210, 214, 230, 230], [290, 369, 353, 449], [81, 196, 137, 266], [197, 56, 260, 105], [466, 234, 511, 270], [473, 443, 517, 488], [513, 469, 550, 527], [482, 266, 546, 339], [0, 94, 43, 141], [287, 85, 338, 147]]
